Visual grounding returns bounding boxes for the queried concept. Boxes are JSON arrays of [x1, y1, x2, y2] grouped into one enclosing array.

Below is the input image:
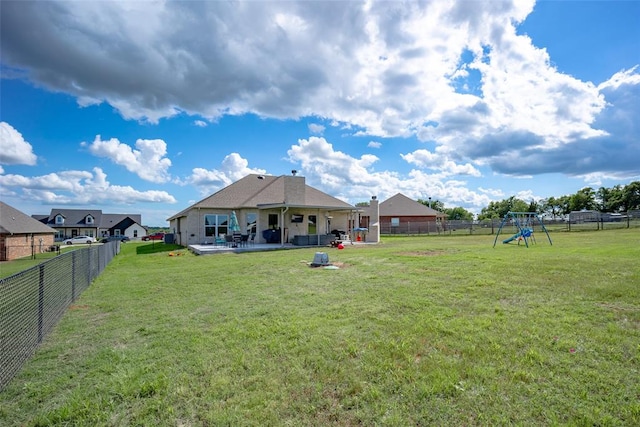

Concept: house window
[[308, 215, 317, 234], [391, 217, 400, 227], [86, 215, 94, 224], [246, 212, 257, 234], [55, 215, 64, 225], [114, 230, 121, 236], [133, 230, 138, 238], [204, 214, 229, 237]]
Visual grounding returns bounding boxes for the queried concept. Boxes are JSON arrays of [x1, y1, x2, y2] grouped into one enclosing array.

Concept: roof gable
[[379, 193, 444, 216], [47, 208, 103, 226], [168, 174, 354, 220], [101, 214, 142, 229], [0, 202, 57, 234]]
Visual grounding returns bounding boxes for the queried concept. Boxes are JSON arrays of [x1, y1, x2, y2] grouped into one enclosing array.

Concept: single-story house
[[0, 201, 57, 261], [358, 193, 446, 234], [168, 173, 380, 246], [33, 209, 145, 240], [100, 214, 146, 240]]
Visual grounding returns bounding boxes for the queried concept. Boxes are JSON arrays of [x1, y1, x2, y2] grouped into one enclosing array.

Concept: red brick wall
[[0, 234, 55, 261]]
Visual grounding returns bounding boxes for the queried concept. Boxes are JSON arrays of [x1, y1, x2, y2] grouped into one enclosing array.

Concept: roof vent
[[257, 175, 265, 180]]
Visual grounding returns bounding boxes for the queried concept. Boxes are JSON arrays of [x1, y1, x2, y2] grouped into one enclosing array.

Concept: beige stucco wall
[[171, 208, 354, 246]]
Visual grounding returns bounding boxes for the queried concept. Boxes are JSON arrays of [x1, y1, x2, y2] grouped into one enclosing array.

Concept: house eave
[[256, 203, 355, 211]]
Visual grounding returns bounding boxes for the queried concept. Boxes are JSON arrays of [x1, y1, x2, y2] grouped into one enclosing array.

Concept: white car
[[63, 236, 97, 245]]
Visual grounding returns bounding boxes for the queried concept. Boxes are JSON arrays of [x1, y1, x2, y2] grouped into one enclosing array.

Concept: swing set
[[493, 212, 552, 248]]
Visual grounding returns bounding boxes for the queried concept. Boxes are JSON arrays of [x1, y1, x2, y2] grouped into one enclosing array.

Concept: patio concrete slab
[[188, 242, 330, 255]]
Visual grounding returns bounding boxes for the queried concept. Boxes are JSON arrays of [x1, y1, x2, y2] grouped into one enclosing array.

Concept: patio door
[[268, 214, 278, 229], [308, 215, 317, 234]]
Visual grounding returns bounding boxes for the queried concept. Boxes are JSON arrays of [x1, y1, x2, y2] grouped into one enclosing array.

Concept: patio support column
[[281, 206, 288, 247], [317, 208, 321, 246]]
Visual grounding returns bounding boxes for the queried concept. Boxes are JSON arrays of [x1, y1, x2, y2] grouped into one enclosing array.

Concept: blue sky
[[1, 0, 639, 226]]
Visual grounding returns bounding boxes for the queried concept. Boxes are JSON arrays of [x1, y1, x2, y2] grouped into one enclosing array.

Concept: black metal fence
[[0, 242, 120, 391], [380, 210, 640, 236]]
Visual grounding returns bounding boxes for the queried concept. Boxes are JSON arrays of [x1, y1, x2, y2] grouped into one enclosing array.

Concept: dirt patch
[[302, 260, 350, 269]]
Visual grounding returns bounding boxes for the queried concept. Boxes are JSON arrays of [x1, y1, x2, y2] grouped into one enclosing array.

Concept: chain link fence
[[0, 242, 120, 391], [380, 210, 640, 236]]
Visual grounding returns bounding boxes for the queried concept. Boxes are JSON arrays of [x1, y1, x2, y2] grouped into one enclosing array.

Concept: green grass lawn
[[1, 231, 639, 426], [0, 244, 101, 280], [0, 249, 67, 280]]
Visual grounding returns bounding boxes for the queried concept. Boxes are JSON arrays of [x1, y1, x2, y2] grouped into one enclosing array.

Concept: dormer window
[[85, 215, 94, 225], [55, 214, 65, 225]]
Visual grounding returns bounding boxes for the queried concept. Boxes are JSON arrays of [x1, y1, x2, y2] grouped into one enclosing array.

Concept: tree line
[[416, 181, 640, 220]]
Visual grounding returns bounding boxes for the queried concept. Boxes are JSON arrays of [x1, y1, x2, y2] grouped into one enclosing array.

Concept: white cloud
[[85, 135, 172, 183], [1, 0, 638, 180], [0, 122, 38, 165], [184, 153, 267, 195], [308, 123, 325, 134], [598, 66, 640, 91], [367, 141, 382, 148], [401, 149, 481, 177], [287, 136, 492, 209], [194, 120, 208, 127], [0, 167, 176, 204]]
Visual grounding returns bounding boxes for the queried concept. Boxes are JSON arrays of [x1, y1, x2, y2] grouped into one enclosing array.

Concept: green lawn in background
[[0, 230, 638, 426], [0, 245, 84, 280]]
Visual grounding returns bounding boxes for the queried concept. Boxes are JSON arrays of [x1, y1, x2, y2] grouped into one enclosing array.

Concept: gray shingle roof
[[45, 208, 102, 227], [379, 193, 445, 217], [0, 202, 57, 234], [101, 214, 142, 229], [168, 174, 354, 220]]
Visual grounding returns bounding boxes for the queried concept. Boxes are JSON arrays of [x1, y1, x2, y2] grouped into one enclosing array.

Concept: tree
[[418, 198, 445, 212], [542, 196, 570, 218], [621, 181, 640, 211], [477, 196, 528, 220], [596, 186, 614, 212], [527, 199, 541, 214], [443, 207, 474, 220], [355, 201, 370, 207], [568, 187, 597, 212]]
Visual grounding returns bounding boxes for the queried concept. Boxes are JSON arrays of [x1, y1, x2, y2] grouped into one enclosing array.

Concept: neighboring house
[[168, 173, 380, 246], [100, 214, 146, 240], [0, 202, 57, 261], [359, 193, 446, 234], [33, 209, 145, 240]]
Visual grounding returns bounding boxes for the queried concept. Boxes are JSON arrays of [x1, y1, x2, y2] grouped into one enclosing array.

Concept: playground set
[[493, 212, 552, 248]]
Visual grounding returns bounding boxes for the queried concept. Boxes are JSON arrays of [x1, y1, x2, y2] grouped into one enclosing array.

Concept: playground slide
[[503, 231, 522, 244]]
